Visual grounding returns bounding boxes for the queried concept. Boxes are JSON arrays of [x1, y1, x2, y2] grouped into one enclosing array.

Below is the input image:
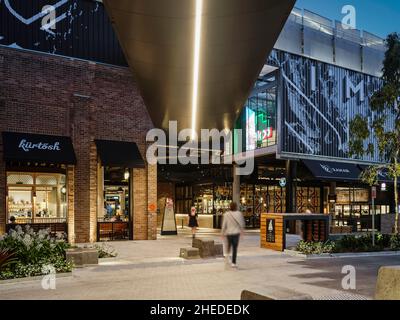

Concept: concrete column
[[0, 154, 6, 235], [232, 165, 240, 205], [67, 165, 75, 244], [329, 182, 337, 214], [285, 160, 297, 213]]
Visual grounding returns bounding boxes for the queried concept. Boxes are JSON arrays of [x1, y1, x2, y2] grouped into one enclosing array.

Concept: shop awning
[[303, 160, 361, 181], [2, 132, 76, 165], [95, 140, 145, 168]]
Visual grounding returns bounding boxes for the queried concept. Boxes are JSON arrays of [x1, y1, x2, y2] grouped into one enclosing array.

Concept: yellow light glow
[[191, 0, 203, 140]]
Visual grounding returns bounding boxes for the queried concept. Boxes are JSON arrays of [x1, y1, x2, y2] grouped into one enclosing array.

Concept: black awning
[[303, 160, 361, 181], [95, 140, 145, 168], [2, 132, 76, 165]]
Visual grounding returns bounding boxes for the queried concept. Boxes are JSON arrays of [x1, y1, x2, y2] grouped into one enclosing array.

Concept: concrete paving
[[0, 228, 396, 300]]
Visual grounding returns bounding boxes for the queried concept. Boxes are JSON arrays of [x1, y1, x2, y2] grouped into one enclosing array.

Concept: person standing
[[188, 206, 199, 239], [221, 202, 245, 268]]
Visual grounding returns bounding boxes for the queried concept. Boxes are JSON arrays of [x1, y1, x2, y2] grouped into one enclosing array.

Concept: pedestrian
[[188, 206, 198, 239], [221, 202, 245, 268]]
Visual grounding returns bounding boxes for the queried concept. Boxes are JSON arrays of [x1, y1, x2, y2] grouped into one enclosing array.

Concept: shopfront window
[[234, 73, 277, 153], [332, 187, 389, 232], [100, 167, 130, 222], [7, 172, 67, 223]]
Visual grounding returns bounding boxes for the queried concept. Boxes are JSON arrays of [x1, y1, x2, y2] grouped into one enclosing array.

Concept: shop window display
[[7, 172, 67, 223], [332, 187, 389, 232]]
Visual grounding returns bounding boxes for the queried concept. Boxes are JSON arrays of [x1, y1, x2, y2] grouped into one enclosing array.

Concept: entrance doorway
[[97, 167, 131, 241]]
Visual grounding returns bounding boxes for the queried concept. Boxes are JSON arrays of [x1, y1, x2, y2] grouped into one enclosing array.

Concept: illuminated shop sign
[[257, 128, 274, 142], [245, 107, 275, 151]]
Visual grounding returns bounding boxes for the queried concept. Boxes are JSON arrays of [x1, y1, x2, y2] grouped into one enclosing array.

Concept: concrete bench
[[179, 247, 200, 259], [192, 238, 215, 258], [214, 243, 224, 257], [375, 266, 400, 300], [66, 248, 99, 267], [241, 286, 313, 300]]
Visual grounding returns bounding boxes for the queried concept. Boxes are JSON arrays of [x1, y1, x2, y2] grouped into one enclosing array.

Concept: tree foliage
[[349, 32, 400, 233]]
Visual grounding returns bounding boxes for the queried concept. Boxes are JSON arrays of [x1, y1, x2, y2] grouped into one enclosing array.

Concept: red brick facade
[[0, 46, 157, 242]]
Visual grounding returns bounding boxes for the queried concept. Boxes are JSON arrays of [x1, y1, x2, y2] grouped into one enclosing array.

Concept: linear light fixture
[[191, 0, 203, 140]]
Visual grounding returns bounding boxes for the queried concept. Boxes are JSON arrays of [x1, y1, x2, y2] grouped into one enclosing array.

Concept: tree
[[349, 32, 400, 234]]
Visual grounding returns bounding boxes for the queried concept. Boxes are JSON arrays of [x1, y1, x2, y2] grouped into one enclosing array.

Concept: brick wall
[[0, 47, 156, 242]]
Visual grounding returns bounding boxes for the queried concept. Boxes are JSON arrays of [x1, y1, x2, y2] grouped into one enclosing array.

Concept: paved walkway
[[0, 228, 395, 300]]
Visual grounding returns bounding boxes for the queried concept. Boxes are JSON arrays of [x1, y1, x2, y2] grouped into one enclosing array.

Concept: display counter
[[175, 213, 215, 229]]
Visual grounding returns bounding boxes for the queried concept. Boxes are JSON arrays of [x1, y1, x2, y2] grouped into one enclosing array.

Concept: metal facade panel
[[0, 0, 126, 66], [362, 47, 384, 77], [274, 15, 302, 56], [335, 37, 362, 73], [269, 50, 392, 164], [303, 26, 334, 65]]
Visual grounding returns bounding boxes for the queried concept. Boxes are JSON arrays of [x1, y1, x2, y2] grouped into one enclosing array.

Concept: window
[[234, 72, 278, 153], [7, 172, 67, 223]]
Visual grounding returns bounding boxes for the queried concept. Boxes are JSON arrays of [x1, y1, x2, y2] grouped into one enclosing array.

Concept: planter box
[[284, 249, 400, 259]]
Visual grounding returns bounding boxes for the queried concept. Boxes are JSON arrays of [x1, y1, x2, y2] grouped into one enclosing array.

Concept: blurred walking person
[[222, 202, 245, 268]]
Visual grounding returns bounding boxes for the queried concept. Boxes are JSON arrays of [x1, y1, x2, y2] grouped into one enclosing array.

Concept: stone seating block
[[180, 247, 200, 259], [192, 238, 215, 258], [214, 243, 224, 257], [65, 248, 99, 267], [82, 249, 99, 265], [65, 248, 84, 267], [375, 266, 400, 300], [241, 286, 313, 300]]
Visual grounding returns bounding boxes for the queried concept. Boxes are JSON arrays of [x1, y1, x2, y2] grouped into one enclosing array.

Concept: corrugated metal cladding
[[0, 0, 127, 66], [268, 49, 394, 164]]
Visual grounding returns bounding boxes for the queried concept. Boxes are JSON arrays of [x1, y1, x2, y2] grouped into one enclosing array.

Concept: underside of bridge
[[104, 0, 295, 135]]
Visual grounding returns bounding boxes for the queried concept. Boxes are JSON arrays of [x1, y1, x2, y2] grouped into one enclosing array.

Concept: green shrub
[[0, 225, 72, 280], [0, 248, 17, 271], [296, 241, 335, 255], [333, 233, 391, 253], [390, 234, 400, 250]]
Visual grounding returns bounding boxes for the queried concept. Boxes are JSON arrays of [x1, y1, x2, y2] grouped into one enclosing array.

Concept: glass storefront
[[332, 187, 389, 232], [97, 167, 131, 241], [6, 172, 67, 223]]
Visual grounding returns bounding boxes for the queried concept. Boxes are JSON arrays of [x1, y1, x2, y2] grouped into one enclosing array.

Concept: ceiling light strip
[[191, 0, 203, 140]]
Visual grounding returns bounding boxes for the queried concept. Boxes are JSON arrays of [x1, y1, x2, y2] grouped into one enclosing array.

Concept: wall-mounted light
[[61, 186, 67, 195], [124, 169, 130, 180], [381, 182, 387, 192], [32, 191, 37, 201]]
